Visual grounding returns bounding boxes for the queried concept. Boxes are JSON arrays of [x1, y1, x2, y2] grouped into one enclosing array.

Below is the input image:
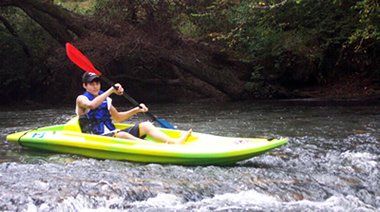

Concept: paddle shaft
[[100, 75, 159, 122]]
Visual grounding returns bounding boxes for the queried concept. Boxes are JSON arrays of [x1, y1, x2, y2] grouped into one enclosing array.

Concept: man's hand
[[112, 83, 124, 95], [137, 103, 148, 113]]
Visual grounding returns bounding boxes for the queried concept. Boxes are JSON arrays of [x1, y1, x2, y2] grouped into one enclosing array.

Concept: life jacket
[[78, 91, 116, 135]]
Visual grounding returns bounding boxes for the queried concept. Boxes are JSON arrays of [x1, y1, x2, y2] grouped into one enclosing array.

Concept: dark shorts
[[103, 123, 146, 139]]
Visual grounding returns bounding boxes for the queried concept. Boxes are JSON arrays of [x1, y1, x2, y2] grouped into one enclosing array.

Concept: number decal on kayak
[[32, 132, 46, 139]]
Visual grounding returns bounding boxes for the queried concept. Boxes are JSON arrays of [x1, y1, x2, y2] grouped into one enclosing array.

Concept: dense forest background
[[0, 0, 379, 105]]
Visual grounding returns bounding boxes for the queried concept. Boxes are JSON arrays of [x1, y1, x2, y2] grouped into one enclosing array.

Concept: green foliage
[[180, 0, 237, 40], [53, 0, 96, 15], [349, 0, 379, 50], [174, 13, 202, 38], [182, 0, 379, 89]]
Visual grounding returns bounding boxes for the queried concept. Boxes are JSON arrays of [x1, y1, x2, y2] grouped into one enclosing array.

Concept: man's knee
[[139, 121, 154, 132]]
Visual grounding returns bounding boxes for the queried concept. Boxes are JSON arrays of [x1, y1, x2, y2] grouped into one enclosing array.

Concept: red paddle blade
[[65, 43, 102, 76]]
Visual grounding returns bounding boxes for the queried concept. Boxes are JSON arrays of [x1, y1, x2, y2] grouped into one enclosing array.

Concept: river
[[0, 101, 379, 211]]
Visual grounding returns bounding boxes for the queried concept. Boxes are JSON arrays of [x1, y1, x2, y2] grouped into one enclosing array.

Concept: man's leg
[[139, 121, 192, 144], [115, 131, 145, 142]]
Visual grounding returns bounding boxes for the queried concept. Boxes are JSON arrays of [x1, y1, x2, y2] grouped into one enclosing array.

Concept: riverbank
[[1, 94, 379, 112], [1, 72, 379, 110], [293, 73, 380, 99]]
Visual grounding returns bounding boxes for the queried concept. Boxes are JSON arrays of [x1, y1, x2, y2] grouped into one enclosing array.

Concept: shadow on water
[[0, 101, 379, 211]]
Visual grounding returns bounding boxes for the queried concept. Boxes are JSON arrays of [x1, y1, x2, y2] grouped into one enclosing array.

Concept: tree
[[0, 0, 250, 103]]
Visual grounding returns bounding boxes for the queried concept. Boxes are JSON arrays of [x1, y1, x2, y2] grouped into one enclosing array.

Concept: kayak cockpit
[[61, 116, 191, 143]]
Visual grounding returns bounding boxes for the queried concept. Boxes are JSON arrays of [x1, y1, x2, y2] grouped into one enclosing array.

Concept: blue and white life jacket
[[79, 91, 116, 135]]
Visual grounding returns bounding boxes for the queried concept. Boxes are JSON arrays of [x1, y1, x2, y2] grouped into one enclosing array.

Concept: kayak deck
[[6, 117, 288, 165]]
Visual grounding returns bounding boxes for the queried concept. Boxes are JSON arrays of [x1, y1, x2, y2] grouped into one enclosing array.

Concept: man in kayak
[[76, 72, 191, 144]]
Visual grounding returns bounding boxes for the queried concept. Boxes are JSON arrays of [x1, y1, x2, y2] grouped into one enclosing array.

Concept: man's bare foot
[[176, 129, 192, 144], [164, 129, 192, 144]]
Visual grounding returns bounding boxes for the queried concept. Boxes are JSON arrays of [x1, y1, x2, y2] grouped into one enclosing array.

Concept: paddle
[[65, 42, 176, 129]]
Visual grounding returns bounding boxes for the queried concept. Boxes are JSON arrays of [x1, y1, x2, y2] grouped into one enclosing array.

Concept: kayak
[[6, 117, 288, 166]]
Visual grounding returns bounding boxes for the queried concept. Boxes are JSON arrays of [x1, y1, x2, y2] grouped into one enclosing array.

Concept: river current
[[0, 101, 379, 211]]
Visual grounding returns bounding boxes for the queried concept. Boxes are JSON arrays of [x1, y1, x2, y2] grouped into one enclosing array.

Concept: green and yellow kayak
[[6, 117, 288, 165]]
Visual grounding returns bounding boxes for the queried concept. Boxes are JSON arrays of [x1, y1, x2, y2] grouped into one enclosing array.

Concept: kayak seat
[[63, 116, 82, 132]]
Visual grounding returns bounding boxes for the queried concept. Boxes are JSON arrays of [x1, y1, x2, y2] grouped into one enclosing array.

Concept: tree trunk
[[166, 53, 245, 98]]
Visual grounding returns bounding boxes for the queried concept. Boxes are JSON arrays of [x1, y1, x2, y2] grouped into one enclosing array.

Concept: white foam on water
[[126, 190, 281, 210], [340, 151, 379, 173], [26, 189, 378, 211], [50, 195, 125, 212], [185, 189, 280, 211], [190, 191, 377, 211], [130, 193, 182, 209], [286, 195, 377, 211], [25, 200, 37, 212]]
